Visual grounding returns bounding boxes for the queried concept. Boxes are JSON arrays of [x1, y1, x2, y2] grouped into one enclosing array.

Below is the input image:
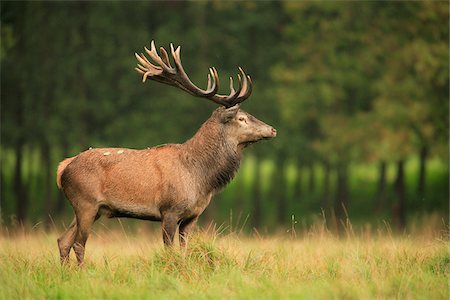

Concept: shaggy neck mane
[[182, 118, 241, 193]]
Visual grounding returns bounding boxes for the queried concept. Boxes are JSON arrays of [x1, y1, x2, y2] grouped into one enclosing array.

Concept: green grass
[[0, 226, 448, 299]]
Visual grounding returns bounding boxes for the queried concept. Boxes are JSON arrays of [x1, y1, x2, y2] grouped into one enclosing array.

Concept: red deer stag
[[56, 41, 276, 265]]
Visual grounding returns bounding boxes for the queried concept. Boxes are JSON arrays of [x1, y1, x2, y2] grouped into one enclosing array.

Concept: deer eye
[[238, 117, 246, 123]]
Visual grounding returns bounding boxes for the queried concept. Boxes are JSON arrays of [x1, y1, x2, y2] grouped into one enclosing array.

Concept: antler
[[135, 41, 252, 108]]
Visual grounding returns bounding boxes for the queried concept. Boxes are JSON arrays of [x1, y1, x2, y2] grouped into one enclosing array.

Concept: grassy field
[[0, 223, 448, 300]]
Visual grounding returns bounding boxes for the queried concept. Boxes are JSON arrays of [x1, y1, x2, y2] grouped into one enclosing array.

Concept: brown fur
[[56, 106, 276, 265]]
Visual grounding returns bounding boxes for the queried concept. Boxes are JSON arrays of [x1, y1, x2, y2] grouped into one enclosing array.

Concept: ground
[[0, 224, 448, 299]]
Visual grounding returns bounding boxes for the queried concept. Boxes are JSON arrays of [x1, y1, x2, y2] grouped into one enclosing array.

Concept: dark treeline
[[1, 1, 448, 232]]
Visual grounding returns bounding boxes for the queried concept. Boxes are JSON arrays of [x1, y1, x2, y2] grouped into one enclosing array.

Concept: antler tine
[[211, 73, 243, 107], [231, 67, 252, 105], [207, 67, 250, 107], [170, 44, 218, 97], [143, 41, 173, 74], [135, 41, 253, 107], [234, 72, 243, 97], [229, 77, 236, 96], [135, 53, 148, 68], [159, 46, 173, 70], [135, 52, 153, 69], [136, 63, 146, 73], [135, 67, 145, 75], [206, 68, 214, 91], [135, 53, 162, 73], [237, 75, 253, 103], [211, 67, 219, 90], [223, 76, 238, 105]]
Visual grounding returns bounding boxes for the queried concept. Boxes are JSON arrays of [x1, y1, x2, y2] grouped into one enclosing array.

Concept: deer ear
[[220, 105, 240, 123]]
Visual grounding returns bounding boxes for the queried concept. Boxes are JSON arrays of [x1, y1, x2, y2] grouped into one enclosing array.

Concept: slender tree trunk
[[55, 142, 69, 214], [334, 162, 349, 233], [75, 2, 89, 149], [0, 162, 4, 218], [417, 145, 428, 200], [294, 165, 302, 198], [13, 83, 27, 224], [252, 160, 262, 229], [308, 163, 316, 193], [234, 175, 246, 222], [11, 3, 28, 225], [393, 160, 406, 230], [41, 141, 54, 229], [321, 162, 331, 212], [375, 160, 387, 212], [14, 139, 28, 224], [276, 159, 287, 225]]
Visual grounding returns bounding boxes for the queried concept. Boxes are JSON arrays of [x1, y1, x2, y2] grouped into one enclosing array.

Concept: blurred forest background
[[1, 1, 448, 233]]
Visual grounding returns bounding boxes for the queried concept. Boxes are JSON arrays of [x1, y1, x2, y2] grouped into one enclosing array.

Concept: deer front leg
[[179, 216, 198, 248], [161, 214, 178, 246]]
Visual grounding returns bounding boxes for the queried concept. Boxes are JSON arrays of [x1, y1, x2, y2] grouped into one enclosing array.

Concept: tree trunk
[[375, 160, 387, 212], [14, 139, 28, 224], [334, 162, 349, 233], [234, 173, 245, 212], [321, 162, 331, 212], [41, 141, 54, 229], [75, 2, 89, 149], [252, 160, 262, 229], [294, 165, 302, 198], [0, 163, 4, 217], [55, 141, 69, 214], [276, 159, 287, 226], [393, 160, 406, 230], [11, 3, 28, 225], [417, 146, 428, 201]]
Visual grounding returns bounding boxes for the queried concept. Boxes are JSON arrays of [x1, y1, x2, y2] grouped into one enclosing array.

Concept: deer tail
[[56, 156, 76, 189]]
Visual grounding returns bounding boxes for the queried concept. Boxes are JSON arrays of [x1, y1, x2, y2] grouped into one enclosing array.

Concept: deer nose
[[271, 128, 277, 137]]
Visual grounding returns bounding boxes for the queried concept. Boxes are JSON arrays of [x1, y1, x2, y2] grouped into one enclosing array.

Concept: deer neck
[[182, 119, 241, 193]]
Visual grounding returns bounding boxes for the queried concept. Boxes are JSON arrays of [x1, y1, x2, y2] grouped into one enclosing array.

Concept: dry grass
[[0, 221, 448, 299]]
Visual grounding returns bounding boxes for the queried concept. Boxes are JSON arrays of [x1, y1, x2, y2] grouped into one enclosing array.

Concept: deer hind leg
[[73, 204, 99, 266], [57, 217, 78, 265]]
